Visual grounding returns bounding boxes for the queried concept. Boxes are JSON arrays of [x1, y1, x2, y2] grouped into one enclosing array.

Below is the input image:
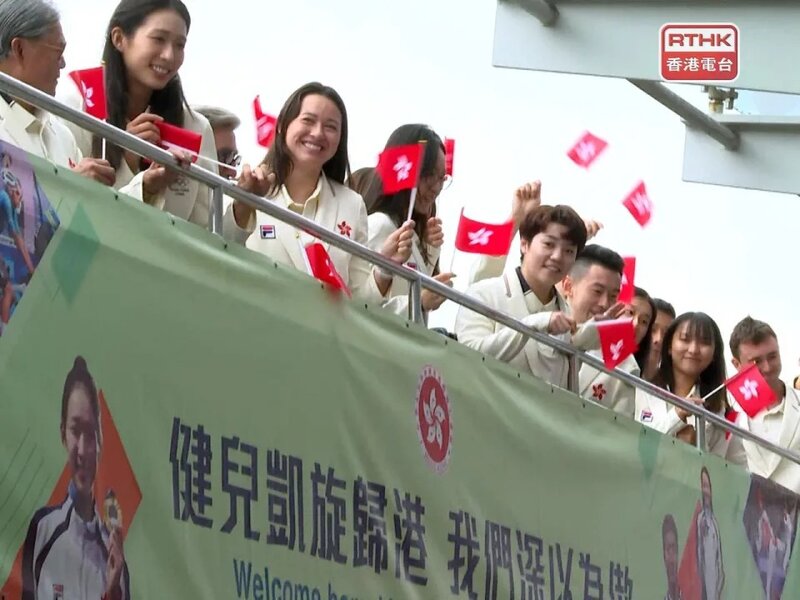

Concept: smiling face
[[113, 8, 188, 93], [61, 385, 99, 502], [283, 93, 342, 175], [520, 223, 579, 293], [670, 320, 715, 382]]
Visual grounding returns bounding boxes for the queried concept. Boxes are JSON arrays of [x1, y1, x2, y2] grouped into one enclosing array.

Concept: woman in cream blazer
[[225, 82, 412, 302], [58, 0, 217, 227]]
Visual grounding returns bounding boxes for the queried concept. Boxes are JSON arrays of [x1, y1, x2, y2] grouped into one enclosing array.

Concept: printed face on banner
[[0, 141, 60, 339], [1, 361, 140, 599]]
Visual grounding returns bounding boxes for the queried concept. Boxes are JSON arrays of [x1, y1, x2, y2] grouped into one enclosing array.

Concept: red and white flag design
[[453, 209, 514, 256], [597, 318, 637, 369], [376, 143, 423, 194], [253, 95, 277, 148], [619, 257, 636, 304], [726, 363, 776, 418], [444, 138, 455, 176], [155, 122, 202, 162], [304, 242, 351, 297], [68, 66, 107, 120], [567, 131, 608, 168], [622, 180, 653, 227]]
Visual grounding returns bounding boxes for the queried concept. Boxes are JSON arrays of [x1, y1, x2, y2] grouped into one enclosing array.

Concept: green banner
[[1, 146, 799, 599]]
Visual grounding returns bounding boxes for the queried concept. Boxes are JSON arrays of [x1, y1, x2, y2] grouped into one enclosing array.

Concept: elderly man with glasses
[[0, 0, 114, 184], [194, 105, 241, 180]]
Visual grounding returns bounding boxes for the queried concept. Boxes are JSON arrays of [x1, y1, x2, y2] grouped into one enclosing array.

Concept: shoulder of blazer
[[183, 106, 213, 134], [325, 176, 363, 208]]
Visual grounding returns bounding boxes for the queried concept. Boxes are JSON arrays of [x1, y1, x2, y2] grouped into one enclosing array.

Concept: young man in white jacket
[[455, 204, 589, 388], [727, 317, 800, 495]]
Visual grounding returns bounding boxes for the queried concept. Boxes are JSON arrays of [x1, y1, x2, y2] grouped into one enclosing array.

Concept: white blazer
[[580, 353, 639, 418], [367, 211, 440, 317], [635, 386, 737, 459], [223, 175, 384, 303], [728, 386, 800, 494], [58, 82, 217, 227], [0, 94, 82, 167], [455, 270, 598, 389]]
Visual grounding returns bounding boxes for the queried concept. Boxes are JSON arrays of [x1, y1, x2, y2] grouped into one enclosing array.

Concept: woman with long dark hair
[[60, 0, 218, 226], [362, 124, 454, 317], [226, 82, 412, 301], [635, 312, 732, 454]]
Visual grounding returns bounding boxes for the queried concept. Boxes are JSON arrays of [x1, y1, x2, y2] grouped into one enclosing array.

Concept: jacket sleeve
[[635, 389, 686, 435], [468, 254, 507, 285], [454, 281, 551, 363], [222, 199, 256, 245], [367, 213, 410, 316], [348, 199, 385, 303]]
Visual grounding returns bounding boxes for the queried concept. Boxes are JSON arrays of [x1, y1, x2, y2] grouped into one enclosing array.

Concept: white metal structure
[[493, 0, 800, 194]]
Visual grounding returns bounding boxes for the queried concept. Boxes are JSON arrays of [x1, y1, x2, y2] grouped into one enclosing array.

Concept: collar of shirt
[[0, 92, 44, 135], [278, 176, 324, 215]]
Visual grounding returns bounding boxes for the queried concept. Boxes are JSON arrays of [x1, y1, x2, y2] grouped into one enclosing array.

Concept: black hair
[[94, 0, 192, 168], [633, 287, 656, 373], [60, 356, 100, 437]]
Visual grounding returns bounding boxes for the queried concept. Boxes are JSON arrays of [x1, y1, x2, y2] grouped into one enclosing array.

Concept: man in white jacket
[[0, 0, 114, 183], [455, 204, 589, 388], [727, 317, 800, 495]]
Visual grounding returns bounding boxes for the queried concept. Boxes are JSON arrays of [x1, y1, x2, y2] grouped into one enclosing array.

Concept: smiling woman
[[57, 0, 219, 227], [224, 81, 414, 302]]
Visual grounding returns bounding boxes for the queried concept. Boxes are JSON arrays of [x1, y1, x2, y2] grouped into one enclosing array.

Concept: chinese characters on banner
[[170, 417, 634, 598]]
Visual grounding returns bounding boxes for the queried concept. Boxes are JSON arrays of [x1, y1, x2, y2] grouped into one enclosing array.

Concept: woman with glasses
[[59, 0, 218, 227], [362, 124, 455, 318], [225, 82, 413, 302]]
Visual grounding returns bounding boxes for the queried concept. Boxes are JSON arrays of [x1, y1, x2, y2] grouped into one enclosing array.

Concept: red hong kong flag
[[726, 363, 776, 418], [376, 143, 423, 194], [453, 209, 514, 256], [567, 131, 608, 168], [68, 66, 107, 120], [253, 95, 277, 148], [622, 180, 653, 227], [444, 138, 455, 176], [156, 122, 202, 162], [619, 256, 636, 304], [597, 318, 637, 369], [304, 242, 351, 297]]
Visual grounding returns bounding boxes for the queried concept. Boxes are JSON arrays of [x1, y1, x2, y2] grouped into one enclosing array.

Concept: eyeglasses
[[422, 172, 453, 191], [217, 149, 241, 168]]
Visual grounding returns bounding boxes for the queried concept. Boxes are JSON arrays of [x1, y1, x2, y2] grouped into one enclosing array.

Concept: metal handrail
[[2, 71, 798, 467]]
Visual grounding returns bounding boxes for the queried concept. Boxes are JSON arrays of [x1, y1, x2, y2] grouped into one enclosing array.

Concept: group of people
[[0, 0, 799, 595]]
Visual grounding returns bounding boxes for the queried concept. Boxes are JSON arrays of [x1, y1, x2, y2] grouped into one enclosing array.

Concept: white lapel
[[0, 99, 42, 156], [502, 272, 562, 377], [313, 176, 341, 253]]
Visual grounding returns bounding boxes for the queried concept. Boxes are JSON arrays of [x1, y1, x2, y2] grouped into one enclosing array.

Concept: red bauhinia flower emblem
[[337, 220, 352, 238], [592, 383, 607, 401]]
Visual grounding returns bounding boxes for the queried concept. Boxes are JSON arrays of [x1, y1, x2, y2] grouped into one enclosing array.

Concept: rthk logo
[[660, 23, 739, 82]]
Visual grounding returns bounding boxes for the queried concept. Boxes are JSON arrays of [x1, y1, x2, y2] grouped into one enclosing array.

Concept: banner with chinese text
[[0, 148, 798, 599]]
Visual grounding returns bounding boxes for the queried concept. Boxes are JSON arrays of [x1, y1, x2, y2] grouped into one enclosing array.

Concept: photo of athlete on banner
[[743, 475, 799, 600], [0, 141, 59, 338], [20, 356, 130, 600]]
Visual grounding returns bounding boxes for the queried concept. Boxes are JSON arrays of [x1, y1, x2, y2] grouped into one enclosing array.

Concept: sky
[[56, 0, 798, 379]]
